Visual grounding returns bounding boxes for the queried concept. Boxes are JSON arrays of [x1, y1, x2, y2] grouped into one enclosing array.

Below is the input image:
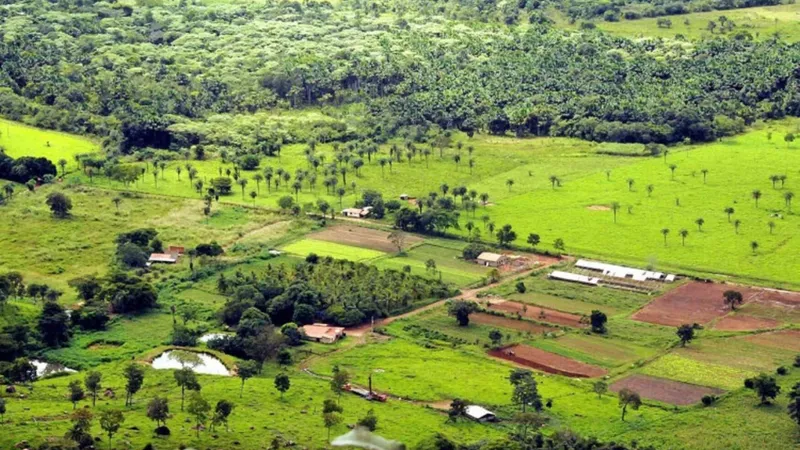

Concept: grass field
[[281, 238, 386, 261], [0, 118, 99, 172], [553, 4, 800, 42], [372, 244, 490, 286], [0, 183, 282, 300]]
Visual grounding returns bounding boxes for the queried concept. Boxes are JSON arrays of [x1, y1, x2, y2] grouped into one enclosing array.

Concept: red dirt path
[[632, 282, 760, 327], [488, 344, 606, 378], [610, 374, 724, 406], [487, 301, 587, 328], [471, 313, 556, 334], [714, 315, 780, 331]]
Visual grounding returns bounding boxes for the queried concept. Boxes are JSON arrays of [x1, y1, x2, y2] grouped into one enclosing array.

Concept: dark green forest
[[1, 0, 799, 153]]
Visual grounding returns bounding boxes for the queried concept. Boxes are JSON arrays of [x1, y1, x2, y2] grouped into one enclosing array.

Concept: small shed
[[168, 245, 185, 255], [476, 252, 508, 267], [466, 405, 497, 423], [341, 207, 372, 218], [148, 253, 179, 264], [399, 193, 410, 200], [301, 323, 346, 344]]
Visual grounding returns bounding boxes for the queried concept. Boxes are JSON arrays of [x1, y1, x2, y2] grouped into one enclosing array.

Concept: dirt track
[[610, 374, 724, 406], [489, 344, 607, 378]]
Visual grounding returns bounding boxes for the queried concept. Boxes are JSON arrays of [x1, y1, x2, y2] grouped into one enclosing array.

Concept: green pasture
[[0, 358, 502, 450], [0, 118, 99, 172], [0, 184, 281, 299], [281, 238, 386, 261], [372, 244, 489, 287], [638, 353, 757, 390], [565, 4, 800, 42]]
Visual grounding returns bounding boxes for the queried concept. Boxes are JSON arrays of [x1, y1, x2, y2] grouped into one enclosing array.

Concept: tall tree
[[618, 388, 641, 421]]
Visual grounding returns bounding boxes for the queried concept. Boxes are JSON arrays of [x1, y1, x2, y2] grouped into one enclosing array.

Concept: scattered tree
[[618, 388, 642, 421]]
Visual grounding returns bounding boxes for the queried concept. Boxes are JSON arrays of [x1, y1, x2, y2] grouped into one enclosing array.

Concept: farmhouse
[[576, 259, 675, 282], [148, 253, 179, 264], [341, 206, 372, 218], [465, 405, 497, 423], [476, 252, 508, 267], [301, 323, 346, 344]]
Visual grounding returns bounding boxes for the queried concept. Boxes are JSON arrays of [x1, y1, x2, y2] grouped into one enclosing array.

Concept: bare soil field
[[632, 282, 760, 327], [488, 344, 607, 377], [713, 314, 781, 331], [487, 300, 587, 328], [744, 330, 800, 352], [309, 224, 423, 253], [610, 374, 724, 406], [471, 313, 556, 334]]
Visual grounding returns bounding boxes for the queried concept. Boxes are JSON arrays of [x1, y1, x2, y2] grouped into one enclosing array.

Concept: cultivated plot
[[487, 300, 588, 328], [309, 224, 423, 252], [632, 282, 759, 327], [489, 344, 607, 378], [610, 374, 725, 406], [281, 238, 386, 261]]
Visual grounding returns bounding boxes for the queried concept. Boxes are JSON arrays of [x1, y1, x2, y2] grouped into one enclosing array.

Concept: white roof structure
[[576, 259, 672, 282], [549, 271, 600, 286], [149, 253, 178, 263], [476, 252, 506, 262], [465, 405, 496, 421]]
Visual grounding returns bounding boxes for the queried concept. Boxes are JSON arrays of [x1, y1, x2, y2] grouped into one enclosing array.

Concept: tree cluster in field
[[1, 0, 799, 156], [0, 152, 56, 184], [215, 257, 455, 331]]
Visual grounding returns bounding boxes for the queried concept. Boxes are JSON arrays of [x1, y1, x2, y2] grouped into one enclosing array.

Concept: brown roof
[[302, 323, 345, 340]]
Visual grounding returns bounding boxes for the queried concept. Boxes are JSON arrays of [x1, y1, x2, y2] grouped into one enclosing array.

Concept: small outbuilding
[[148, 253, 179, 264], [476, 252, 508, 267], [341, 207, 372, 218], [168, 245, 185, 255], [466, 405, 497, 423], [301, 323, 346, 344], [399, 193, 410, 200]]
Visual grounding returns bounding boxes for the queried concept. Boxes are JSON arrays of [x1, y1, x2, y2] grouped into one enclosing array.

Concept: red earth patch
[[487, 301, 587, 328], [610, 374, 725, 406], [632, 282, 760, 327], [488, 344, 606, 378], [713, 314, 781, 331], [471, 313, 556, 334], [744, 330, 800, 352]]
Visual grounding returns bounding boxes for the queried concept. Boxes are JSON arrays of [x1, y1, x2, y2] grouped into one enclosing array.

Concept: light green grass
[[570, 4, 800, 42], [639, 353, 757, 390], [281, 238, 386, 261], [531, 333, 656, 369], [0, 118, 99, 172], [373, 244, 489, 287]]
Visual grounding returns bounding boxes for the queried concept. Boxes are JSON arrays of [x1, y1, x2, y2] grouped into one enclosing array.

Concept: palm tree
[[469, 158, 475, 175], [770, 175, 780, 189], [336, 187, 346, 208], [626, 178, 635, 191], [453, 154, 461, 170], [293, 181, 302, 201], [679, 229, 688, 246], [3, 183, 13, 199], [481, 215, 490, 230], [264, 168, 273, 193], [253, 174, 263, 194], [506, 179, 514, 192], [701, 169, 708, 184], [605, 170, 611, 181], [695, 217, 705, 231], [750, 241, 759, 254], [379, 158, 387, 177], [663, 149, 669, 163], [661, 228, 670, 246], [768, 221, 775, 234], [784, 191, 794, 211], [479, 193, 489, 206], [611, 202, 620, 223], [159, 161, 166, 179], [646, 184, 654, 197], [549, 175, 558, 190], [176, 166, 182, 181], [238, 178, 248, 200], [668, 164, 677, 180], [488, 222, 496, 235], [724, 207, 735, 222], [249, 190, 257, 206], [733, 219, 742, 234], [440, 184, 449, 197], [112, 197, 121, 212], [58, 159, 67, 176], [153, 169, 159, 188], [752, 189, 762, 208]]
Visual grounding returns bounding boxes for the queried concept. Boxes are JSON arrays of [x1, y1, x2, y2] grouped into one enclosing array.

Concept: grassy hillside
[[0, 118, 99, 171]]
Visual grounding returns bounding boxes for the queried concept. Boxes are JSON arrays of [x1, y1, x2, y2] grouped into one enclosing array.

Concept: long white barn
[[575, 259, 675, 282]]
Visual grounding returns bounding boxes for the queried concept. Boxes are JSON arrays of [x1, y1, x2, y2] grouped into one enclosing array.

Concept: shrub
[[777, 366, 788, 376], [701, 395, 717, 406], [793, 355, 800, 368], [515, 281, 526, 293]]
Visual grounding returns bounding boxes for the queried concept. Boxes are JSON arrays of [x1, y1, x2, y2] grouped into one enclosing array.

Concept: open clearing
[[309, 223, 423, 252], [744, 330, 800, 352], [281, 238, 386, 261], [0, 118, 99, 172], [632, 282, 759, 326], [610, 374, 725, 406], [487, 300, 587, 328], [372, 243, 490, 287], [470, 312, 556, 334], [488, 344, 607, 377]]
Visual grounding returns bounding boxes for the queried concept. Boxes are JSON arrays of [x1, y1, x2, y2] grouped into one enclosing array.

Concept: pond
[[31, 359, 77, 378], [151, 350, 231, 376]]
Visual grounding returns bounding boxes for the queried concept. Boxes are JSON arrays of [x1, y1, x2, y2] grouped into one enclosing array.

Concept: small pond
[[151, 350, 230, 376], [31, 359, 77, 378]]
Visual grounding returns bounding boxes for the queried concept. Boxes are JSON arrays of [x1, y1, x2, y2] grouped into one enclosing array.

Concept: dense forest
[[0, 0, 799, 154]]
